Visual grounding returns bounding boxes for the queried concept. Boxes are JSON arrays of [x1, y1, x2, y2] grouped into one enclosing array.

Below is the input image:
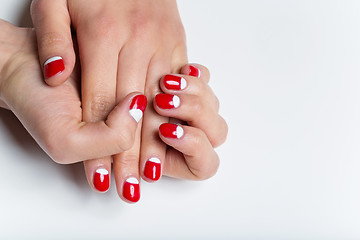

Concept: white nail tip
[[44, 56, 62, 66], [172, 95, 180, 108], [129, 109, 143, 122], [180, 78, 187, 90], [95, 168, 109, 175], [148, 157, 161, 164], [126, 177, 139, 184], [176, 126, 184, 138]]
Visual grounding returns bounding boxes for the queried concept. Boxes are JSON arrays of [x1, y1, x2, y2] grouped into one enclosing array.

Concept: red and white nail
[[155, 94, 180, 109], [159, 123, 184, 139], [93, 168, 110, 192], [44, 56, 65, 78], [144, 157, 161, 181], [163, 75, 187, 90], [189, 65, 201, 78], [129, 94, 147, 122], [123, 177, 140, 203]]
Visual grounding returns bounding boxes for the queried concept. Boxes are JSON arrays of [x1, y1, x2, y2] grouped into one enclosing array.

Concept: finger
[[83, 158, 111, 193], [30, 0, 75, 86], [159, 123, 219, 180], [48, 93, 147, 164], [181, 63, 210, 81], [76, 23, 121, 193], [113, 44, 151, 203], [139, 53, 172, 183], [154, 91, 227, 147]]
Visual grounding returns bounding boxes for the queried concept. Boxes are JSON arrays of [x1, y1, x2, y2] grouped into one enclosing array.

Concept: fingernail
[[163, 75, 187, 90], [44, 56, 65, 78], [144, 157, 161, 181], [189, 65, 201, 78], [123, 177, 140, 203], [155, 94, 180, 109], [93, 168, 109, 192], [129, 94, 147, 122], [159, 123, 184, 139]]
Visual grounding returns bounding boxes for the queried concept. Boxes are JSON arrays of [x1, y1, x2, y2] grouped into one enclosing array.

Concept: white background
[[1, 0, 360, 239]]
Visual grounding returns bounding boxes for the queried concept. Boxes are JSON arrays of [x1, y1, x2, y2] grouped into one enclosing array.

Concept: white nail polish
[[129, 109, 143, 122], [148, 157, 161, 164], [44, 56, 63, 66], [172, 95, 180, 108], [95, 168, 109, 175], [180, 77, 187, 90], [126, 177, 139, 184], [176, 125, 184, 138]]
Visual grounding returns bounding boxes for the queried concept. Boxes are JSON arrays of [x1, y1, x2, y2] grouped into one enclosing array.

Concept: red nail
[[144, 157, 161, 181], [93, 168, 109, 192], [129, 94, 147, 122], [123, 177, 140, 203], [44, 56, 65, 78], [159, 123, 184, 139], [189, 65, 201, 78], [163, 75, 187, 90], [155, 94, 180, 109]]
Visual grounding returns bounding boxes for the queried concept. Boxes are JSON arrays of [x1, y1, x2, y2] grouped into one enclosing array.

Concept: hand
[[31, 0, 188, 202], [0, 20, 144, 164], [152, 64, 228, 180]]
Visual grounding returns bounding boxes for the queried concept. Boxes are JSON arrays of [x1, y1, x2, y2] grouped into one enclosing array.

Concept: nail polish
[[93, 168, 109, 192], [155, 94, 180, 109], [144, 157, 161, 181], [159, 123, 184, 139], [189, 65, 201, 78], [44, 56, 65, 78], [163, 75, 187, 90], [129, 95, 147, 122], [123, 177, 140, 203]]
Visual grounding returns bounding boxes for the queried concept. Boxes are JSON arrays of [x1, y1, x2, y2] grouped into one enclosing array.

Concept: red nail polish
[[93, 168, 109, 192], [129, 95, 147, 122], [44, 56, 65, 78], [144, 157, 161, 181], [163, 75, 187, 90], [159, 123, 184, 139], [155, 94, 180, 109], [189, 65, 201, 78], [123, 177, 140, 203]]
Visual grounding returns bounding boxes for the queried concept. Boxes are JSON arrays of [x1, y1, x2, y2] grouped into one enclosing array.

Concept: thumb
[[30, 0, 75, 86]]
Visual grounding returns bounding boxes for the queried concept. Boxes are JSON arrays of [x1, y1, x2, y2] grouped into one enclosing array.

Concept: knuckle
[[30, 0, 46, 16], [190, 97, 205, 116], [89, 94, 114, 120], [38, 31, 70, 53], [115, 127, 135, 152], [188, 130, 220, 180], [84, 14, 118, 41], [43, 132, 71, 164]]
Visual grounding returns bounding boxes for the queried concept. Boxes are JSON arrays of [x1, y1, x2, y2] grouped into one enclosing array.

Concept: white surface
[[1, 0, 360, 239]]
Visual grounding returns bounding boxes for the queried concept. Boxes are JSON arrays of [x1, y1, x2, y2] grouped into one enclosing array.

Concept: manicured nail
[[93, 168, 109, 192], [163, 75, 187, 90], [144, 157, 161, 181], [155, 94, 180, 109], [159, 123, 184, 139], [123, 177, 140, 203], [44, 56, 65, 78], [129, 94, 147, 122], [189, 65, 201, 78]]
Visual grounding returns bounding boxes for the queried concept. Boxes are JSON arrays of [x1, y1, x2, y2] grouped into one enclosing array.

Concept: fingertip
[[181, 63, 210, 81]]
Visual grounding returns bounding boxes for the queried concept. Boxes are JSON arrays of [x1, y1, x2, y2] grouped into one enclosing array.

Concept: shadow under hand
[[0, 108, 90, 195]]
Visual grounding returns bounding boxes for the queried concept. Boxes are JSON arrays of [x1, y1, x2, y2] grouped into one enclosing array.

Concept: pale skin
[[4, 0, 228, 202]]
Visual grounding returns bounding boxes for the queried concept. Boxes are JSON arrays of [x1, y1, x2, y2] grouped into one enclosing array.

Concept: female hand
[[151, 64, 228, 180], [30, 0, 188, 202], [0, 20, 145, 164]]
